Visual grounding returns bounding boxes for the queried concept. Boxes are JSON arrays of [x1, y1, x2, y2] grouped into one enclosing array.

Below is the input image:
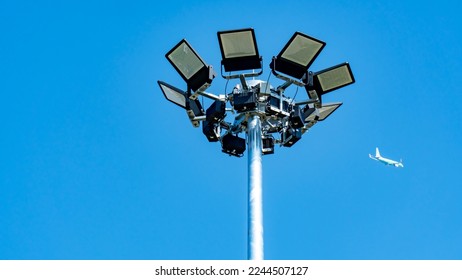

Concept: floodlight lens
[[271, 32, 326, 80], [167, 41, 205, 79], [158, 81, 186, 109], [317, 65, 354, 92], [318, 102, 342, 121], [218, 28, 261, 72], [312, 63, 355, 94], [219, 30, 257, 58], [281, 34, 324, 67]]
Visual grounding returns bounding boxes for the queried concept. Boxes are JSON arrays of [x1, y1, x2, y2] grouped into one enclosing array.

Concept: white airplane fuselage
[[369, 147, 403, 168]]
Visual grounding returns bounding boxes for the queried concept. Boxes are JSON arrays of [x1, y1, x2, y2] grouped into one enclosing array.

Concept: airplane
[[369, 147, 404, 168]]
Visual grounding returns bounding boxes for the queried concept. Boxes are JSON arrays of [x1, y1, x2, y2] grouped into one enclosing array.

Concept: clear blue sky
[[1, 0, 461, 260]]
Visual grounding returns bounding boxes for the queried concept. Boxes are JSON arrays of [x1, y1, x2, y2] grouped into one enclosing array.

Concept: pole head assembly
[[158, 28, 355, 156]]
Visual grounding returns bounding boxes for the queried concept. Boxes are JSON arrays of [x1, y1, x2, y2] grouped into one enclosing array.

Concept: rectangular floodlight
[[157, 80, 187, 109], [317, 102, 343, 121], [165, 39, 214, 92], [157, 80, 204, 123], [271, 32, 326, 80], [313, 62, 355, 94], [218, 28, 262, 72]]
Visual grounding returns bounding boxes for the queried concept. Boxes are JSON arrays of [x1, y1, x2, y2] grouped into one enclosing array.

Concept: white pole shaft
[[247, 115, 263, 260]]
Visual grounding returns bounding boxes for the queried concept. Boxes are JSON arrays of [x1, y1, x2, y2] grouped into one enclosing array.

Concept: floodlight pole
[[160, 28, 355, 261], [247, 114, 263, 260]]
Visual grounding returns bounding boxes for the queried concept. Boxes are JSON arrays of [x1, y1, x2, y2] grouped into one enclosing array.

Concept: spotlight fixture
[[282, 127, 302, 147], [270, 32, 326, 80], [262, 135, 275, 155], [303, 102, 343, 122], [165, 39, 216, 92], [158, 81, 205, 127], [289, 105, 305, 128], [308, 62, 355, 97], [203, 120, 221, 142], [157, 81, 187, 109], [316, 102, 343, 121], [221, 133, 246, 157], [206, 100, 226, 122], [233, 88, 258, 113], [265, 95, 290, 117], [217, 28, 262, 74]]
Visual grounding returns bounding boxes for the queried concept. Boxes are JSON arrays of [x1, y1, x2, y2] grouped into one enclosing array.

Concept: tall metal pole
[[247, 114, 263, 260]]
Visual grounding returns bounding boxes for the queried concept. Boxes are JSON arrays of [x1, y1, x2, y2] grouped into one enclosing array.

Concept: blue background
[[1, 0, 461, 259]]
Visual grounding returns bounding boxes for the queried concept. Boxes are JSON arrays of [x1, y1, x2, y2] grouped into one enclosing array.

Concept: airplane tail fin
[[375, 147, 381, 158]]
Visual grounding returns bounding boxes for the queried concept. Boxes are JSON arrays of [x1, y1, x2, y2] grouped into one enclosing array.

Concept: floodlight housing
[[289, 105, 305, 128], [203, 120, 221, 142], [158, 80, 205, 127], [165, 39, 215, 92], [309, 63, 355, 95], [266, 96, 290, 117], [262, 136, 275, 155], [233, 89, 257, 113], [206, 100, 226, 122], [222, 133, 246, 157], [270, 32, 326, 80], [282, 127, 302, 147], [217, 28, 262, 72]]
